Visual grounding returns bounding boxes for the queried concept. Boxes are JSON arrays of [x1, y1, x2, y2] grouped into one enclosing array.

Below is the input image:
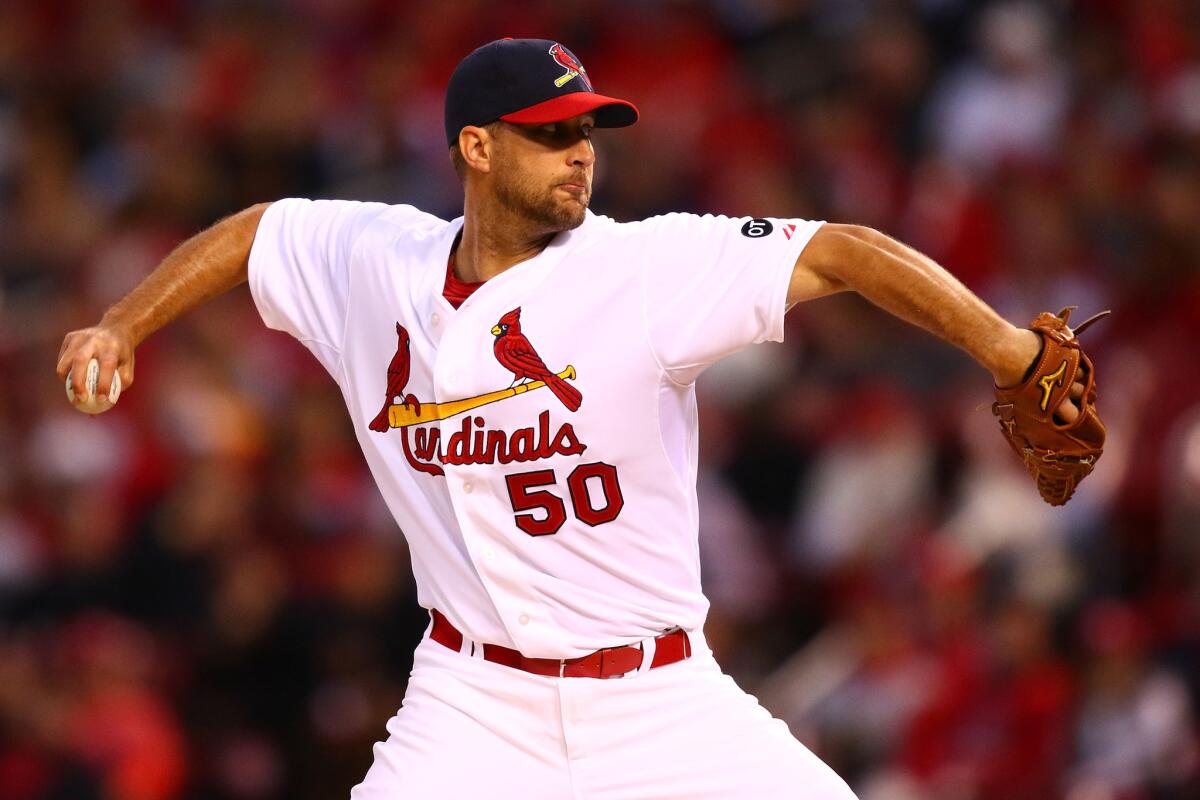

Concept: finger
[[56, 333, 73, 370], [69, 349, 96, 399], [56, 333, 80, 379], [1054, 398, 1080, 425], [96, 352, 119, 398], [118, 353, 134, 390], [1069, 380, 1084, 400]]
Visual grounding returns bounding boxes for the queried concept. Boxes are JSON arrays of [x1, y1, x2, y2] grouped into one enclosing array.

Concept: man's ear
[[459, 125, 495, 175]]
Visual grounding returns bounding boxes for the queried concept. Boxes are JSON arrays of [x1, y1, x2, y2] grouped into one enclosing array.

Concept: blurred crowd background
[[1, 0, 1198, 798]]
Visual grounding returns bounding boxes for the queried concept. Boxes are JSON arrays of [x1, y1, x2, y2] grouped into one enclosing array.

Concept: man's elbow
[[817, 223, 899, 276], [789, 224, 896, 306], [814, 223, 889, 256]]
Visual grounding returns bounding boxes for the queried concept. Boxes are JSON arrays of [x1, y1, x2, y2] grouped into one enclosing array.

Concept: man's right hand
[[57, 322, 136, 402]]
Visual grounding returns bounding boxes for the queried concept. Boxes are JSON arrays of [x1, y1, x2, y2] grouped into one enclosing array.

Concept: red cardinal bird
[[369, 323, 422, 432], [491, 308, 582, 412], [548, 43, 593, 90]]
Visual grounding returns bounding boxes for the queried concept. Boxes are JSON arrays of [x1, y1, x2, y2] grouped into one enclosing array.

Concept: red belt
[[429, 609, 692, 679]]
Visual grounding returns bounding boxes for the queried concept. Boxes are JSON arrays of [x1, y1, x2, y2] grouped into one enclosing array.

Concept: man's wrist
[[991, 327, 1042, 388], [97, 310, 142, 348]]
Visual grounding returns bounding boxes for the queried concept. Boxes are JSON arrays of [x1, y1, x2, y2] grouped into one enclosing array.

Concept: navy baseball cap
[[444, 38, 639, 146]]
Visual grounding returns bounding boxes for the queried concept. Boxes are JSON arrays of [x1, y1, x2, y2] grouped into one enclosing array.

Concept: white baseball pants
[[349, 628, 858, 799]]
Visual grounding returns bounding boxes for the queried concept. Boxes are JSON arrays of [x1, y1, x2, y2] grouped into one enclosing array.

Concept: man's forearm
[[58, 202, 271, 397], [793, 224, 1040, 387], [104, 203, 270, 346]]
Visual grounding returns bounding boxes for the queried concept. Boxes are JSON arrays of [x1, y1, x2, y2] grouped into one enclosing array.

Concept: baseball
[[66, 358, 121, 414]]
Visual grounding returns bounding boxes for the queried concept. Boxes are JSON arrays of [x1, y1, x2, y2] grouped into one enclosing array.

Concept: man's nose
[[568, 137, 595, 168]]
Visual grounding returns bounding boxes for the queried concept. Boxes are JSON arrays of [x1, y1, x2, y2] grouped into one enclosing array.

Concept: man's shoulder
[[569, 212, 729, 257], [326, 201, 450, 244], [591, 211, 817, 244], [584, 210, 722, 235], [270, 197, 449, 237], [577, 212, 751, 257], [333, 200, 455, 255], [370, 202, 450, 234]]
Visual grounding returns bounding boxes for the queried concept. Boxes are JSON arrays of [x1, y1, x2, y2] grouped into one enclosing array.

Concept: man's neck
[[453, 197, 559, 284]]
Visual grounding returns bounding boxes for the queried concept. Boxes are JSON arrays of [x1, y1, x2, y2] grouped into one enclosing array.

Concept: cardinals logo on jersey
[[368, 323, 421, 433], [492, 308, 582, 412], [548, 43, 593, 90], [369, 312, 586, 478]]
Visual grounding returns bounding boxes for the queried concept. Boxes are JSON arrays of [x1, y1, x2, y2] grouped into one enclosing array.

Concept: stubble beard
[[494, 165, 589, 233]]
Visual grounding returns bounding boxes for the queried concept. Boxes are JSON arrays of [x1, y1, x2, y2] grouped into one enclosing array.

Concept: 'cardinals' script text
[[402, 412, 588, 477]]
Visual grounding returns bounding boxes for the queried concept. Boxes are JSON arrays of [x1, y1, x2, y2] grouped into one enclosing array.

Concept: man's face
[[488, 114, 596, 232]]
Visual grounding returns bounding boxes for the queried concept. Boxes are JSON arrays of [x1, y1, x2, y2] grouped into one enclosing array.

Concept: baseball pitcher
[[57, 38, 1105, 799]]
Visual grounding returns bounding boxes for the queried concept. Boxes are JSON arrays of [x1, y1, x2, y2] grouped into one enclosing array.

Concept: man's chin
[[565, 191, 590, 221], [561, 204, 587, 230], [508, 192, 588, 233], [542, 198, 587, 232]]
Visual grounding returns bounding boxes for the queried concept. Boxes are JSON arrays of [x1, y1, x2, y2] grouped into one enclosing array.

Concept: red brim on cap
[[499, 92, 639, 128]]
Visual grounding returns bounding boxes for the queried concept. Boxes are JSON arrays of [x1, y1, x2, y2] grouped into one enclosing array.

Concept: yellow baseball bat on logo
[[388, 366, 577, 429]]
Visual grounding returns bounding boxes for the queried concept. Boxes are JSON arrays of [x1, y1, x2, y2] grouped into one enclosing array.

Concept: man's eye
[[540, 124, 557, 135]]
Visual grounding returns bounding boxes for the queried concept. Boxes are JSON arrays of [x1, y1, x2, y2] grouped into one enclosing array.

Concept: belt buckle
[[599, 645, 636, 679], [557, 645, 642, 679]]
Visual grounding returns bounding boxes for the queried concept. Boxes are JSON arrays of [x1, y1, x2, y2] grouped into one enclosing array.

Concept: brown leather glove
[[992, 307, 1109, 506]]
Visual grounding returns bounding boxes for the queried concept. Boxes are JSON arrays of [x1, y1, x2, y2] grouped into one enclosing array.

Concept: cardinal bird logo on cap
[[549, 43, 593, 91]]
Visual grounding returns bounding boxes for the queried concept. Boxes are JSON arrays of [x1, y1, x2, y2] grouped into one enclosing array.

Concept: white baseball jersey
[[248, 199, 822, 659]]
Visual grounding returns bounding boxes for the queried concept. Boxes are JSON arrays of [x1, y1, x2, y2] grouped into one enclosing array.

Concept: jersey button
[[518, 614, 530, 626], [463, 482, 473, 494], [431, 313, 441, 325]]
